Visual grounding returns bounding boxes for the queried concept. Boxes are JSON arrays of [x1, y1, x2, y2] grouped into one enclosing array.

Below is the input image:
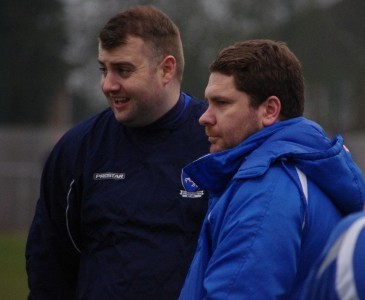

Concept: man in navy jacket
[[26, 6, 209, 300], [179, 40, 365, 299]]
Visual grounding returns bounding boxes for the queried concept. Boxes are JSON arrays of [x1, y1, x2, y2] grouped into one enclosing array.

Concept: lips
[[111, 97, 130, 109], [113, 97, 129, 103]]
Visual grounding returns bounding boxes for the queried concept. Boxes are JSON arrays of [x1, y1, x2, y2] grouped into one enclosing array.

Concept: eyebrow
[[97, 60, 135, 68], [206, 95, 232, 102]]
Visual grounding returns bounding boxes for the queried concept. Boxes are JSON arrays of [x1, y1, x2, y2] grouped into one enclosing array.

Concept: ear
[[261, 96, 281, 127], [159, 55, 176, 85]]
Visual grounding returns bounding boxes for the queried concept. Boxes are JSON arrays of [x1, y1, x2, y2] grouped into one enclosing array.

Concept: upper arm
[[26, 137, 81, 297], [204, 167, 304, 298]]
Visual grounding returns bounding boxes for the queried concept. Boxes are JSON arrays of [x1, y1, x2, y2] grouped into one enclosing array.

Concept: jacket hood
[[184, 117, 365, 214]]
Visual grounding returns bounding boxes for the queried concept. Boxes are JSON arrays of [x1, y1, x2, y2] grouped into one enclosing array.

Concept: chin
[[211, 143, 229, 153], [209, 146, 220, 153], [113, 113, 128, 124]]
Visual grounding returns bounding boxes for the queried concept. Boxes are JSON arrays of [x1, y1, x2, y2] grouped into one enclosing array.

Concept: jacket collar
[[184, 117, 327, 193]]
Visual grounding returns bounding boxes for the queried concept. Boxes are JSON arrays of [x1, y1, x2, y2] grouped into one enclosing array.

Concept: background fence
[[0, 127, 65, 232]]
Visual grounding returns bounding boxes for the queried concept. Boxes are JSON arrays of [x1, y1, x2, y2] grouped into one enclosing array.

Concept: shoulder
[[330, 211, 365, 244], [54, 108, 116, 153], [49, 108, 114, 163], [249, 163, 298, 193], [223, 163, 304, 221], [302, 212, 365, 299], [185, 93, 208, 116], [60, 108, 114, 143]]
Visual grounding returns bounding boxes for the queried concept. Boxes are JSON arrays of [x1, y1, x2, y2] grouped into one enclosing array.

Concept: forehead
[[98, 36, 151, 63], [205, 72, 236, 97]]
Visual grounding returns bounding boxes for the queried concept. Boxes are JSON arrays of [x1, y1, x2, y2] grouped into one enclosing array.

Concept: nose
[[101, 72, 121, 94], [199, 107, 215, 126]]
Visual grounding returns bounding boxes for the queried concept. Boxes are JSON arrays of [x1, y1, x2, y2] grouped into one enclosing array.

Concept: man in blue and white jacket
[[179, 40, 365, 299]]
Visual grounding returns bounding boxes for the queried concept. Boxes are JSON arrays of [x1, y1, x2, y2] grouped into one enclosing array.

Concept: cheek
[[218, 119, 241, 146], [131, 76, 155, 93], [223, 113, 256, 147], [226, 128, 245, 148]]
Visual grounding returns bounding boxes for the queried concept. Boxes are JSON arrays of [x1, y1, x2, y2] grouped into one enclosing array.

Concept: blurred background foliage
[[1, 0, 364, 133]]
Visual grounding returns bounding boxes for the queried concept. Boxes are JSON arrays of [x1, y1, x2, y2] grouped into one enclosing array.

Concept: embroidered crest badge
[[180, 170, 204, 198]]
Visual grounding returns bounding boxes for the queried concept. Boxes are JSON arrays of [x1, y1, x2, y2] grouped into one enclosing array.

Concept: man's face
[[200, 72, 264, 153], [98, 36, 166, 127]]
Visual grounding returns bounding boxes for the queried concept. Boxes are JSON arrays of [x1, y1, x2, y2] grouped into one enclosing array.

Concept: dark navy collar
[[123, 93, 191, 142], [146, 92, 186, 131]]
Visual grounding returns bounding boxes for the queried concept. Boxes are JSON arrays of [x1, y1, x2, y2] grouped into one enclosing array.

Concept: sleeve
[[26, 135, 83, 300], [203, 167, 305, 299], [300, 212, 365, 300]]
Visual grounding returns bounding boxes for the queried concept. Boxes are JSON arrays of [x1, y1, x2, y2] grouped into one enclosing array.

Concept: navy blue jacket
[[26, 93, 210, 300], [179, 117, 365, 299]]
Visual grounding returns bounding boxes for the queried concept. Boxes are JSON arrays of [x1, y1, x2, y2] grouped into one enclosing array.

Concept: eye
[[99, 66, 107, 76], [117, 67, 132, 77], [216, 99, 229, 106]]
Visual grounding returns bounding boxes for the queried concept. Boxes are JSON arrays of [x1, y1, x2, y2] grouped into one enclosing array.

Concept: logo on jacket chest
[[93, 172, 126, 180], [180, 170, 204, 198]]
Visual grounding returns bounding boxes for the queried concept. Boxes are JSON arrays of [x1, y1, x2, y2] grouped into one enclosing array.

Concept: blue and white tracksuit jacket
[[301, 211, 365, 300], [179, 117, 365, 299]]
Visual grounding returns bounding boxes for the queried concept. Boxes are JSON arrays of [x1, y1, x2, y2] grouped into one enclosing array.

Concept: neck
[[163, 83, 181, 114]]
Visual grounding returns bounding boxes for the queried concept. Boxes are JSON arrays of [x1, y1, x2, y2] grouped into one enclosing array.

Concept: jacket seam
[[224, 177, 276, 298], [66, 179, 81, 253]]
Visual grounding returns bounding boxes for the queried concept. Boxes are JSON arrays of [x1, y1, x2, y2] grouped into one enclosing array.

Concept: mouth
[[111, 96, 130, 109], [112, 96, 130, 103]]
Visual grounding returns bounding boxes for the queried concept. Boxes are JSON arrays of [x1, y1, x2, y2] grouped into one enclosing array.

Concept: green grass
[[0, 232, 29, 300]]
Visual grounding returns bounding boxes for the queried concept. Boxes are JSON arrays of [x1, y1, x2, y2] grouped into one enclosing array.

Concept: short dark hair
[[210, 39, 304, 119], [99, 5, 185, 82]]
